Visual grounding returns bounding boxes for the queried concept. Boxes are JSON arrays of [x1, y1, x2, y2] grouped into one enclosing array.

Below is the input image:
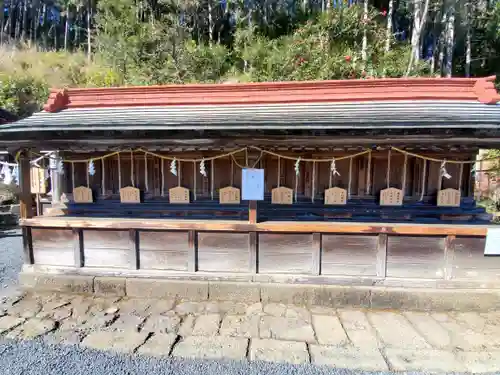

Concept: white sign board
[[242, 168, 264, 201], [484, 228, 500, 255]]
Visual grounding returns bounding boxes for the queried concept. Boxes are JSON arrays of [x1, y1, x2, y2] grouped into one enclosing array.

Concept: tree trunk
[[444, 0, 454, 77], [385, 0, 394, 52], [361, 0, 368, 62], [15, 2, 22, 41], [303, 0, 308, 14], [465, 0, 471, 77], [208, 0, 213, 46], [21, 0, 28, 41], [41, 3, 47, 50], [8, 0, 14, 38], [64, 10, 69, 51], [74, 6, 80, 47], [405, 0, 431, 75], [34, 0, 41, 49], [0, 0, 4, 44], [87, 0, 91, 61], [411, 0, 421, 61]]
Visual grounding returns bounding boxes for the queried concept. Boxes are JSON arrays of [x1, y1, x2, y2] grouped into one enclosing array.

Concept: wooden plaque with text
[[169, 186, 190, 204], [30, 167, 46, 194], [324, 187, 347, 205], [437, 188, 461, 207], [120, 186, 141, 203], [73, 186, 93, 203], [380, 187, 403, 206], [219, 186, 241, 204], [271, 186, 293, 205]]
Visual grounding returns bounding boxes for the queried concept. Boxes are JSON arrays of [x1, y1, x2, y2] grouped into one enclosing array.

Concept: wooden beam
[[444, 235, 455, 280], [18, 153, 33, 219], [312, 233, 322, 276], [73, 229, 84, 267], [129, 229, 139, 270], [20, 217, 490, 237], [249, 232, 258, 273], [2, 135, 499, 149], [376, 234, 388, 277], [22, 227, 34, 265], [188, 230, 198, 272]]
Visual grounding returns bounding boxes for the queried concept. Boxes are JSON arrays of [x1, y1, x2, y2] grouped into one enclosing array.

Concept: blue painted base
[[65, 195, 490, 225]]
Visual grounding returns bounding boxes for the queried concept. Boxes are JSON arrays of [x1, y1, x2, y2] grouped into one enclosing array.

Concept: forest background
[[0, 0, 499, 117]]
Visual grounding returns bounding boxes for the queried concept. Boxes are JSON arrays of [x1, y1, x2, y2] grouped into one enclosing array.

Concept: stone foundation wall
[[19, 271, 500, 312]]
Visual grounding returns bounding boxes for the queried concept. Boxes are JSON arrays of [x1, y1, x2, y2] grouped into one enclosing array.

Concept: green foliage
[[483, 149, 500, 177], [0, 73, 48, 117], [0, 0, 499, 117], [233, 6, 429, 82]]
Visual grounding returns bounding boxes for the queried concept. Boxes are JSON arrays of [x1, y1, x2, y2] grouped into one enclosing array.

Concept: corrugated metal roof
[[3, 100, 500, 133]]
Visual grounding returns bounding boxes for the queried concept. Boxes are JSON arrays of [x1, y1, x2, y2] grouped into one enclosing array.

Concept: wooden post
[[51, 151, 62, 204], [444, 235, 455, 280], [249, 200, 257, 224], [73, 229, 84, 267], [249, 231, 258, 273], [22, 227, 34, 265], [129, 229, 139, 270], [312, 232, 322, 275], [188, 230, 198, 272], [376, 234, 388, 277], [18, 153, 34, 219]]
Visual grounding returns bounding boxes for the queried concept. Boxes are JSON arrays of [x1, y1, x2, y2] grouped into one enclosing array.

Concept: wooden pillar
[[73, 229, 84, 267], [249, 232, 258, 273], [18, 152, 33, 219], [312, 233, 322, 275], [22, 227, 34, 265], [249, 201, 257, 224], [444, 235, 455, 280], [188, 230, 198, 272], [376, 234, 388, 277], [129, 229, 139, 270]]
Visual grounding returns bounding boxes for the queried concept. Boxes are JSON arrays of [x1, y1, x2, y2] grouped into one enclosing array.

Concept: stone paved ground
[[1, 292, 500, 373]]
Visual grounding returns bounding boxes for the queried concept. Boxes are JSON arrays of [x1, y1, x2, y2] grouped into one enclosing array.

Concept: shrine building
[[2, 77, 500, 308]]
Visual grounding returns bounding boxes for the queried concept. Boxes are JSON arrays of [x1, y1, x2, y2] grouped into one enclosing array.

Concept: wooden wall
[[62, 149, 476, 200], [29, 226, 497, 284]]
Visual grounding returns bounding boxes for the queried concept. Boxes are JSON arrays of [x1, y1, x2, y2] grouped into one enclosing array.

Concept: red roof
[[43, 76, 500, 113]]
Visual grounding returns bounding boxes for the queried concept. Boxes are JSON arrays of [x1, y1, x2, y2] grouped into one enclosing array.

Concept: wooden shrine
[[2, 76, 500, 296]]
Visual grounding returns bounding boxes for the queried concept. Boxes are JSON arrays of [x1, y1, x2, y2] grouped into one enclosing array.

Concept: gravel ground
[[0, 229, 483, 375], [0, 228, 23, 297]]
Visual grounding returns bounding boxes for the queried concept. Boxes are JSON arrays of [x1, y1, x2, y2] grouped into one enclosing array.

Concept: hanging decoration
[[88, 159, 95, 176], [380, 148, 403, 206], [294, 157, 301, 202], [325, 157, 347, 205], [2, 165, 12, 185], [11, 165, 19, 185], [294, 157, 301, 176], [200, 159, 207, 177], [56, 159, 64, 175], [211, 160, 215, 200], [170, 158, 177, 176], [440, 160, 452, 179], [330, 158, 340, 177], [366, 151, 372, 195], [420, 159, 427, 202], [16, 145, 500, 209]]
